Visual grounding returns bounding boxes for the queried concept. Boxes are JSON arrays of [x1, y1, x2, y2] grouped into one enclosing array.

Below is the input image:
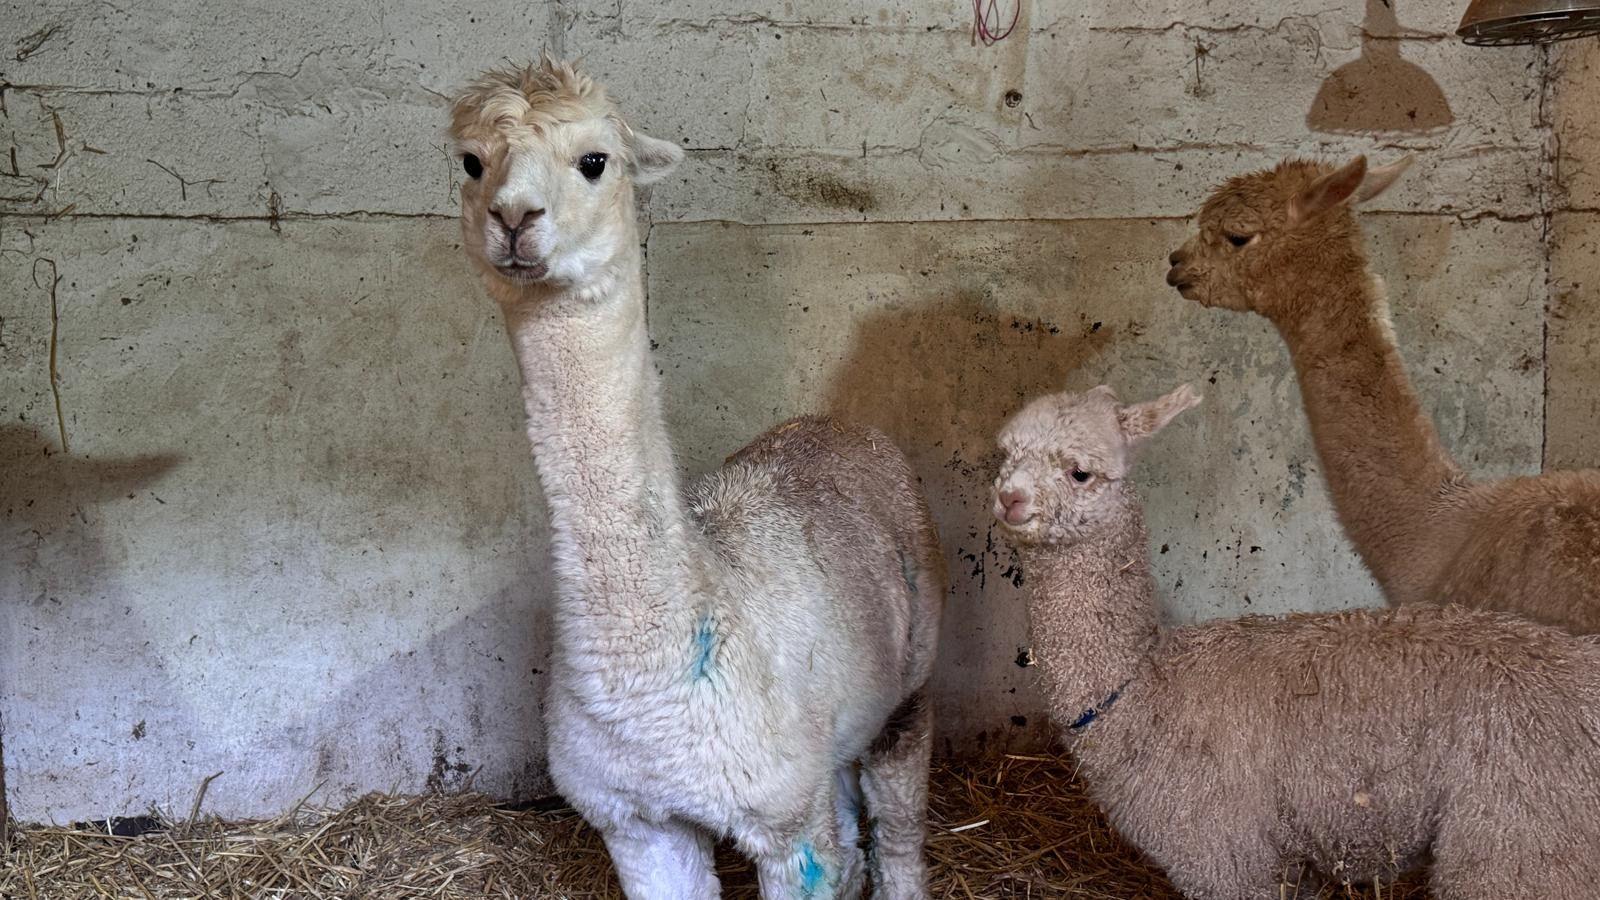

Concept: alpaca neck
[[1271, 263, 1461, 593], [1018, 501, 1160, 730], [492, 242, 701, 686]]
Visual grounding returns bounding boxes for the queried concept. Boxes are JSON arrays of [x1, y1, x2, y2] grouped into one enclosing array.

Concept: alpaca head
[[448, 57, 683, 291], [992, 384, 1201, 548], [1165, 155, 1410, 321]]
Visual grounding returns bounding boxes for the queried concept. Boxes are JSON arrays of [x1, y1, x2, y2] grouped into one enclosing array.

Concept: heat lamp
[[1457, 0, 1600, 44]]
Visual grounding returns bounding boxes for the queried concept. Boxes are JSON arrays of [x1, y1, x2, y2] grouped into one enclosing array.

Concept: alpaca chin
[[495, 261, 549, 282]]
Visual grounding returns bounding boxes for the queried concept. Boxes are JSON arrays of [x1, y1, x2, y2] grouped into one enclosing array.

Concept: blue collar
[[1068, 683, 1128, 733]]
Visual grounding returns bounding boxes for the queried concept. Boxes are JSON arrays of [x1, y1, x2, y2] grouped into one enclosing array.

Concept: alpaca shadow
[[285, 577, 553, 809], [821, 289, 1122, 754], [1308, 0, 1453, 135], [0, 424, 183, 607]]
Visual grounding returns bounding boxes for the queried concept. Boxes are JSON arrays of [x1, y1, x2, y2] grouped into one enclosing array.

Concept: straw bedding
[[1, 751, 1427, 899]]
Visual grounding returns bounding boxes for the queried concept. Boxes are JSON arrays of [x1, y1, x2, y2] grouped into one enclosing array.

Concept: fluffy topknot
[[1199, 157, 1332, 225], [449, 56, 617, 142]]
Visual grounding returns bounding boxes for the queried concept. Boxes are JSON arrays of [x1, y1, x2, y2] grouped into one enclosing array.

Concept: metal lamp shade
[[1457, 0, 1600, 44]]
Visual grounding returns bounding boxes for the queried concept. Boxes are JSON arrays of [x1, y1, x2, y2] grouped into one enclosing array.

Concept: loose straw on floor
[[1, 750, 1429, 899]]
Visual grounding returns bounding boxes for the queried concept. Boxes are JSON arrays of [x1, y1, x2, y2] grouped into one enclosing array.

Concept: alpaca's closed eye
[[578, 152, 608, 181], [462, 153, 483, 179], [1072, 469, 1093, 484]]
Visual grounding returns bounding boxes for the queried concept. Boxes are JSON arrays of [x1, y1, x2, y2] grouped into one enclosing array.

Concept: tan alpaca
[[1166, 156, 1600, 635], [992, 384, 1600, 900], [449, 60, 943, 898]]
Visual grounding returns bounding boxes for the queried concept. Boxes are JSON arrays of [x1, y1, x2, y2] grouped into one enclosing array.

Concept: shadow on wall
[[820, 287, 1123, 753], [1308, 0, 1453, 135], [0, 424, 183, 606], [0, 417, 554, 816], [286, 577, 553, 808], [0, 423, 185, 820]]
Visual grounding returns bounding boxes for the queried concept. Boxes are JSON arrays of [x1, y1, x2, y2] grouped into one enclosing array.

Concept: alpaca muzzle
[[1165, 265, 1193, 295], [996, 488, 1034, 526], [1165, 248, 1193, 291], [495, 260, 550, 282]]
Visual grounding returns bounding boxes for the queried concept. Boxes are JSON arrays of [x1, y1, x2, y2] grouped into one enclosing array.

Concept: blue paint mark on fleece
[[797, 842, 827, 898], [691, 613, 717, 682]]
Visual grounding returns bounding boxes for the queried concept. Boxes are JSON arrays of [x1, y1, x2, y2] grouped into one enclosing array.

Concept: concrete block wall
[[0, 1, 1585, 820], [1549, 38, 1600, 470]]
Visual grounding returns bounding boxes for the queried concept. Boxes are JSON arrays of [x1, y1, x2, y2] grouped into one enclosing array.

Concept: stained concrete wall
[[1549, 38, 1600, 471], [0, 1, 1576, 820]]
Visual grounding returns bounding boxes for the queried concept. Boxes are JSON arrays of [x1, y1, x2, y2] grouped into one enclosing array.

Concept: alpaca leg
[[1139, 810, 1282, 900], [600, 818, 720, 899], [833, 765, 868, 897], [1157, 845, 1283, 900], [754, 814, 850, 899], [1427, 820, 1583, 900], [860, 692, 932, 900]]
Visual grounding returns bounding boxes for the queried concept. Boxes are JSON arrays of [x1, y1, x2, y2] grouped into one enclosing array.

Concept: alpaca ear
[[628, 131, 684, 185], [1118, 384, 1202, 444], [1289, 156, 1367, 227], [1355, 155, 1412, 204]]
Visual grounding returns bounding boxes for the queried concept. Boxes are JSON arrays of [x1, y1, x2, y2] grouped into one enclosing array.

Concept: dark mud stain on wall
[[426, 730, 475, 793], [765, 160, 878, 212], [314, 742, 336, 782]]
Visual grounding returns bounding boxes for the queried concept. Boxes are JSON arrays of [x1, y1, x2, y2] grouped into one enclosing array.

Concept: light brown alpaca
[[992, 384, 1600, 900], [1166, 156, 1600, 635]]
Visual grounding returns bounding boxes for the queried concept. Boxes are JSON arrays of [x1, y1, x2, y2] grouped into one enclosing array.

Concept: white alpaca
[[447, 59, 944, 899]]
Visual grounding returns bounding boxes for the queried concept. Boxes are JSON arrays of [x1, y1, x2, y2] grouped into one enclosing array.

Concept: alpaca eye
[[1071, 469, 1093, 484], [462, 153, 483, 179], [1226, 233, 1251, 247], [578, 152, 608, 181]]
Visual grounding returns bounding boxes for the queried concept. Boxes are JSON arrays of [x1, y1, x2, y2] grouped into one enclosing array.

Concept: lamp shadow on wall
[[0, 423, 186, 820], [1307, 0, 1453, 135], [0, 424, 183, 605], [821, 288, 1121, 754]]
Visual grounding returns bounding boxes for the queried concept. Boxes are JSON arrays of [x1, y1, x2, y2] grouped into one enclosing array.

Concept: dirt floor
[[1, 750, 1427, 898]]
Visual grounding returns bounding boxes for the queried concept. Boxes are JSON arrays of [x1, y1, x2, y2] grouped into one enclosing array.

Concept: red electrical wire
[[973, 0, 1021, 45]]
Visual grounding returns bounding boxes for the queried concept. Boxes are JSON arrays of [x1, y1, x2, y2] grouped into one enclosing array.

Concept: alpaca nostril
[[490, 207, 545, 232], [998, 489, 1034, 524], [1169, 250, 1182, 266]]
